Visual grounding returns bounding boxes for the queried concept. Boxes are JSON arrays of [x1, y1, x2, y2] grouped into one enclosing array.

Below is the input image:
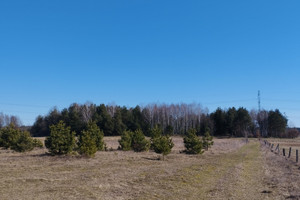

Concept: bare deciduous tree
[[0, 113, 22, 127], [143, 103, 205, 135], [81, 102, 95, 123]]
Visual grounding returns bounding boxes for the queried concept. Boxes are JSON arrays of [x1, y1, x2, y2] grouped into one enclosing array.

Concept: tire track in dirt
[[202, 141, 267, 199], [148, 141, 270, 200]]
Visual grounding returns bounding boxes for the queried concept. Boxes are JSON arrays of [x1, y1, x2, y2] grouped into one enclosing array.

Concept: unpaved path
[[133, 141, 268, 200]]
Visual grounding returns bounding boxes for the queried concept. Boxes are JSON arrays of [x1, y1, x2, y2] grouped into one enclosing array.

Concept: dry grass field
[[0, 137, 300, 200]]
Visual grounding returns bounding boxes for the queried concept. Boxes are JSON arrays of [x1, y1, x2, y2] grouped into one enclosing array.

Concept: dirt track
[[0, 138, 299, 199]]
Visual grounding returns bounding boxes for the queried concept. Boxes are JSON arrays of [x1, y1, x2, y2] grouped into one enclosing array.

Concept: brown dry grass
[[261, 141, 300, 199], [0, 137, 299, 199]]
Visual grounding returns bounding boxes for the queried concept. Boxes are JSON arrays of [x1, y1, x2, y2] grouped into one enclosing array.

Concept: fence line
[[263, 140, 299, 163]]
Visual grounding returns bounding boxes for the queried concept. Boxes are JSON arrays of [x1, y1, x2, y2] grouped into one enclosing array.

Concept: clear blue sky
[[1, 0, 300, 126]]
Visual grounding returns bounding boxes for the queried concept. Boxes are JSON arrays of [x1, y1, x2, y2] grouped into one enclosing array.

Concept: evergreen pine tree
[[45, 120, 76, 155], [113, 109, 126, 136], [131, 129, 150, 152], [183, 129, 203, 154], [152, 135, 174, 160], [202, 129, 214, 151], [78, 129, 97, 157], [150, 125, 162, 149], [11, 131, 35, 152], [0, 124, 43, 152], [0, 123, 20, 149], [118, 130, 133, 151], [86, 121, 105, 151]]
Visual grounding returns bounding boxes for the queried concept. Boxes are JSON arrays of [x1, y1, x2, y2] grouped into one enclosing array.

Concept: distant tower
[[258, 90, 261, 112]]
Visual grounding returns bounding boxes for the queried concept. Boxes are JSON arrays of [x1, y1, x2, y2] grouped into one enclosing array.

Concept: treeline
[[30, 103, 205, 137], [31, 103, 151, 137], [208, 108, 298, 138], [30, 102, 299, 138]]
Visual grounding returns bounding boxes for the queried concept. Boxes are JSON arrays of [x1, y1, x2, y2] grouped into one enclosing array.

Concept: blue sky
[[1, 0, 300, 126]]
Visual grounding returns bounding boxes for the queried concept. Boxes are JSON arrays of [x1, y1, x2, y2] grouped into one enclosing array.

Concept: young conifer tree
[[183, 129, 203, 154], [78, 129, 97, 157], [0, 123, 20, 149], [87, 121, 105, 151], [150, 125, 163, 149], [119, 130, 150, 152], [0, 124, 43, 152], [202, 130, 214, 151], [78, 121, 105, 157], [131, 129, 150, 152], [152, 135, 174, 160], [45, 120, 76, 155], [119, 130, 133, 151]]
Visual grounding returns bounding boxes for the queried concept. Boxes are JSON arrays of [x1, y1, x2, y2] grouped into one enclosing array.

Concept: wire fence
[[263, 140, 299, 163]]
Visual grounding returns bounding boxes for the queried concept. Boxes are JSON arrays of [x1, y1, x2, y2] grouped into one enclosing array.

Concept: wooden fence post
[[296, 150, 298, 163], [275, 144, 279, 153], [283, 148, 285, 157], [288, 147, 292, 158]]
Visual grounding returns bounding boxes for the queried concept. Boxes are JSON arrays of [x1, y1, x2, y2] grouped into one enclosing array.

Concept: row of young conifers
[[0, 121, 213, 159]]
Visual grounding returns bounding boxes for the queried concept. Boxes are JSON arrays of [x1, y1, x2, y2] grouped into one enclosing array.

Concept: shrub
[[152, 135, 174, 160], [32, 139, 44, 148], [11, 131, 35, 152], [0, 124, 43, 152], [119, 129, 150, 152], [202, 130, 214, 150], [150, 125, 163, 149], [45, 120, 76, 155], [78, 129, 97, 157], [0, 124, 20, 149], [87, 122, 105, 151], [131, 129, 150, 152], [119, 130, 133, 151], [282, 128, 300, 138], [184, 129, 203, 154], [77, 122, 105, 157]]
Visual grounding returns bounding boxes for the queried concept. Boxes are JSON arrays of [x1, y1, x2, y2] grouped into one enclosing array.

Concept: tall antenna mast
[[258, 90, 261, 112]]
